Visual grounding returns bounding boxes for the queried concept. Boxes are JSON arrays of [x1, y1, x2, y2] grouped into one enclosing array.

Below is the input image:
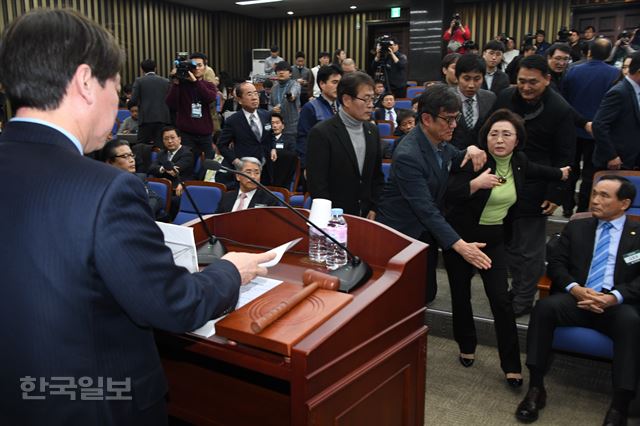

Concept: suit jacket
[[215, 188, 280, 213], [148, 145, 194, 186], [445, 151, 562, 242], [593, 78, 640, 169], [0, 121, 241, 425], [482, 69, 510, 97], [376, 126, 466, 249], [450, 89, 497, 150], [547, 216, 640, 302], [218, 108, 275, 164], [306, 113, 384, 216], [373, 107, 399, 124], [129, 72, 171, 124]]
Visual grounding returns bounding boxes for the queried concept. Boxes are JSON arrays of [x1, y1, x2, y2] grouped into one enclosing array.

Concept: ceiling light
[[236, 0, 283, 5], [287, 11, 294, 15], [350, 5, 357, 9]]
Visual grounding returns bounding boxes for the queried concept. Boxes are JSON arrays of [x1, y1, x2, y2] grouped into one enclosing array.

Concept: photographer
[[269, 61, 301, 139], [443, 13, 471, 54], [372, 36, 408, 98], [607, 30, 637, 68], [165, 52, 218, 160]]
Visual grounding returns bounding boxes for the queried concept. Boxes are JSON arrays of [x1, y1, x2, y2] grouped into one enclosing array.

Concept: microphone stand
[[209, 160, 371, 292], [172, 167, 226, 264]]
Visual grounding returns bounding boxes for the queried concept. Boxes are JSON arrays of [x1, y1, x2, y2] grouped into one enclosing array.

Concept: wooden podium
[[156, 207, 428, 426]]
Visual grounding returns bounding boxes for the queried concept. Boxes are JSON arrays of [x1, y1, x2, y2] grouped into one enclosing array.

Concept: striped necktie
[[464, 98, 474, 129], [585, 222, 613, 291]]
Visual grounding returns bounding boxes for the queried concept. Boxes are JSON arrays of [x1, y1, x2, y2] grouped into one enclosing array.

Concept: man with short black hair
[[130, 58, 171, 147], [534, 29, 551, 55], [546, 43, 573, 91], [494, 54, 575, 316], [270, 61, 301, 140], [166, 52, 218, 160], [311, 51, 331, 98], [264, 45, 284, 75], [371, 37, 408, 98], [481, 40, 510, 96], [516, 176, 640, 426], [583, 25, 597, 46], [148, 126, 194, 195], [568, 29, 583, 62], [291, 51, 314, 105]]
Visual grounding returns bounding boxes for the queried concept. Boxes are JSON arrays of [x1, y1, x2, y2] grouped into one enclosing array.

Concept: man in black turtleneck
[[493, 54, 575, 317]]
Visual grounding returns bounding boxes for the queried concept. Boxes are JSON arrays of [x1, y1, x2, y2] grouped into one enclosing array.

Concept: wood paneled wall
[[455, 0, 571, 48]]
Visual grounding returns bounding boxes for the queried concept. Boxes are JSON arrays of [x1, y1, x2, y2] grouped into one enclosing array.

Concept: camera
[[375, 35, 394, 60], [173, 52, 196, 81], [522, 33, 535, 47], [452, 13, 462, 28]]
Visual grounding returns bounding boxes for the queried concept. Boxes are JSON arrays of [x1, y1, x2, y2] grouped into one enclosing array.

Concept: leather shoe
[[507, 377, 524, 388], [602, 407, 627, 426], [458, 355, 474, 368], [515, 386, 546, 423]]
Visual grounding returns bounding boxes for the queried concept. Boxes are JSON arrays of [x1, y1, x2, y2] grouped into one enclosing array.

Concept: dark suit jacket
[[215, 188, 280, 213], [218, 108, 275, 164], [450, 89, 497, 150], [0, 121, 241, 424], [445, 151, 562, 242], [148, 145, 194, 186], [129, 72, 171, 124], [593, 78, 640, 169], [306, 114, 384, 216], [547, 216, 640, 302], [376, 126, 466, 249], [373, 107, 399, 124], [482, 69, 510, 97]]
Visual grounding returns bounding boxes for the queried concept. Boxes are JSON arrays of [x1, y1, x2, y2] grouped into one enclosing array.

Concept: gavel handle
[[251, 282, 319, 334]]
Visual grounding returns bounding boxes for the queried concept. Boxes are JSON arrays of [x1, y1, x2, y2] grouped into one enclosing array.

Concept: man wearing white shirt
[[373, 93, 398, 124], [215, 157, 279, 213], [311, 51, 331, 98]]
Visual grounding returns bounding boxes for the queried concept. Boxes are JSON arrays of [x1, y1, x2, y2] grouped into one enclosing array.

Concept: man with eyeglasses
[[494, 55, 575, 317], [377, 84, 490, 303], [545, 43, 573, 92], [166, 52, 218, 161], [306, 71, 385, 219], [481, 40, 511, 97]]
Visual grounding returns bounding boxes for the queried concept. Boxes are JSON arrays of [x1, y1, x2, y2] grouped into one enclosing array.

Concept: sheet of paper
[[155, 221, 199, 273], [191, 276, 283, 338], [259, 237, 303, 268]]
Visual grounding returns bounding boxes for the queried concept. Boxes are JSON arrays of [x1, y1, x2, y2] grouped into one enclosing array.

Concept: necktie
[[330, 102, 337, 115], [250, 114, 261, 140], [387, 109, 395, 122], [167, 151, 175, 162], [464, 98, 474, 129], [234, 193, 248, 212], [585, 222, 613, 291]]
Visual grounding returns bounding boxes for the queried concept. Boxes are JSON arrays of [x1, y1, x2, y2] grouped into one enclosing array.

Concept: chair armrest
[[538, 275, 551, 299]]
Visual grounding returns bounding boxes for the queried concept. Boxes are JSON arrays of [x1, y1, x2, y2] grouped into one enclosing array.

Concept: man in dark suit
[[215, 157, 280, 213], [481, 40, 511, 97], [218, 82, 276, 184], [376, 84, 491, 303], [450, 53, 497, 150], [148, 126, 194, 194], [593, 51, 640, 171], [306, 72, 385, 218], [372, 92, 399, 124], [129, 59, 171, 147], [516, 176, 640, 426], [0, 9, 273, 425]]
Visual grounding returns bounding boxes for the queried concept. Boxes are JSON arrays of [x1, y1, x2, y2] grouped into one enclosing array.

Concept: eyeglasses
[[436, 113, 461, 126], [352, 95, 375, 105], [551, 56, 571, 63], [114, 153, 135, 159]]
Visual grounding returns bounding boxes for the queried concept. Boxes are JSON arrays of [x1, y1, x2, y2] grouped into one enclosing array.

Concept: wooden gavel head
[[302, 269, 340, 291]]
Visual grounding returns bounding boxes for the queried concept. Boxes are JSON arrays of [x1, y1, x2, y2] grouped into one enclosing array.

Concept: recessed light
[[350, 5, 357, 9], [236, 0, 282, 5], [287, 10, 294, 15]]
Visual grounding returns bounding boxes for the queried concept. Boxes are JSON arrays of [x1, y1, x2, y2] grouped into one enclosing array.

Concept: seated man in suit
[[216, 157, 279, 213], [373, 93, 398, 124], [451, 53, 497, 150], [148, 126, 194, 197], [218, 82, 276, 184], [516, 176, 640, 426], [103, 139, 163, 219]]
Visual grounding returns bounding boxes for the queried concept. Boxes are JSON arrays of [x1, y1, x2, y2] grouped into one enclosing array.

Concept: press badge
[[191, 102, 202, 118], [623, 250, 640, 265], [276, 142, 284, 149]]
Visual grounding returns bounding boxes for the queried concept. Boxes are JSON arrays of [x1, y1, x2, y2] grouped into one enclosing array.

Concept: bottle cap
[[331, 208, 343, 216]]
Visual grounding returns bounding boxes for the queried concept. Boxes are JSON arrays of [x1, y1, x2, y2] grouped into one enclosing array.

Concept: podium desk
[[156, 207, 428, 425]]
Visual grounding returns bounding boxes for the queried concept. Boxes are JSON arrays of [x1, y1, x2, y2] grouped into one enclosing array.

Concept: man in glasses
[[377, 84, 490, 303], [306, 71, 385, 219]]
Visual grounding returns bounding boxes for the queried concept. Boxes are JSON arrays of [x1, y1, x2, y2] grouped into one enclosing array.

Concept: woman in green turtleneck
[[443, 109, 570, 388]]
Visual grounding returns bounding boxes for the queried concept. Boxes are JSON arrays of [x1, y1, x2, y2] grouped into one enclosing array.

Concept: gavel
[[250, 270, 340, 334]]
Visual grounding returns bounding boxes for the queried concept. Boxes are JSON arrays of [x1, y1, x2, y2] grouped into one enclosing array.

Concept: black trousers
[[418, 231, 439, 304], [137, 122, 169, 148], [526, 293, 640, 391], [563, 137, 595, 213], [179, 131, 214, 161], [443, 224, 521, 374]]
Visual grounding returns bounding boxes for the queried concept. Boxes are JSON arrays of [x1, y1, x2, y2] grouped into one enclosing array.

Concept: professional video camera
[[556, 26, 570, 43], [375, 35, 394, 60], [173, 52, 196, 81], [522, 33, 536, 47], [452, 13, 462, 29]]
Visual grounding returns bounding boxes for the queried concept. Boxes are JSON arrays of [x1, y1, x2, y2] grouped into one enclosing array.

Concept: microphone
[[206, 160, 372, 293], [172, 165, 226, 264]]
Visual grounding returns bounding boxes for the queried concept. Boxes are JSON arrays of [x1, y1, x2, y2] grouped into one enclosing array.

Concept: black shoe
[[602, 407, 627, 426], [513, 305, 532, 318], [515, 386, 547, 423], [507, 377, 524, 388], [458, 355, 475, 367]]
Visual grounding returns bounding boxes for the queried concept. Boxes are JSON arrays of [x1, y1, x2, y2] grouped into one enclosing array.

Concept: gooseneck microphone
[[170, 164, 226, 264], [206, 160, 372, 293]]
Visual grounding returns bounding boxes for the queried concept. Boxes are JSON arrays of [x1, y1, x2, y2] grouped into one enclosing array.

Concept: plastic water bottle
[[325, 208, 348, 270], [308, 227, 327, 263]]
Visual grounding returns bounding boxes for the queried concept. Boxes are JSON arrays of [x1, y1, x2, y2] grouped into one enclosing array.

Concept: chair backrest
[[381, 162, 392, 182], [303, 194, 312, 209], [266, 186, 290, 204], [406, 81, 418, 87], [216, 92, 222, 113], [192, 153, 205, 178], [173, 183, 223, 225], [381, 137, 397, 153], [146, 178, 172, 215], [592, 170, 640, 211], [394, 98, 412, 110], [406, 87, 424, 99], [376, 120, 394, 137]]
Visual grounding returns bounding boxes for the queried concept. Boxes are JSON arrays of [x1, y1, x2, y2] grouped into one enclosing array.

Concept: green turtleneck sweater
[[479, 153, 517, 225]]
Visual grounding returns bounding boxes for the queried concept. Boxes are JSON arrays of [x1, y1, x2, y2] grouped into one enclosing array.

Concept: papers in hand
[[259, 237, 303, 268], [155, 221, 199, 273]]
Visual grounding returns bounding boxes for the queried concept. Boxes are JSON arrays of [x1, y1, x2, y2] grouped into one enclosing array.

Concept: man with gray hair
[[215, 157, 279, 213]]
